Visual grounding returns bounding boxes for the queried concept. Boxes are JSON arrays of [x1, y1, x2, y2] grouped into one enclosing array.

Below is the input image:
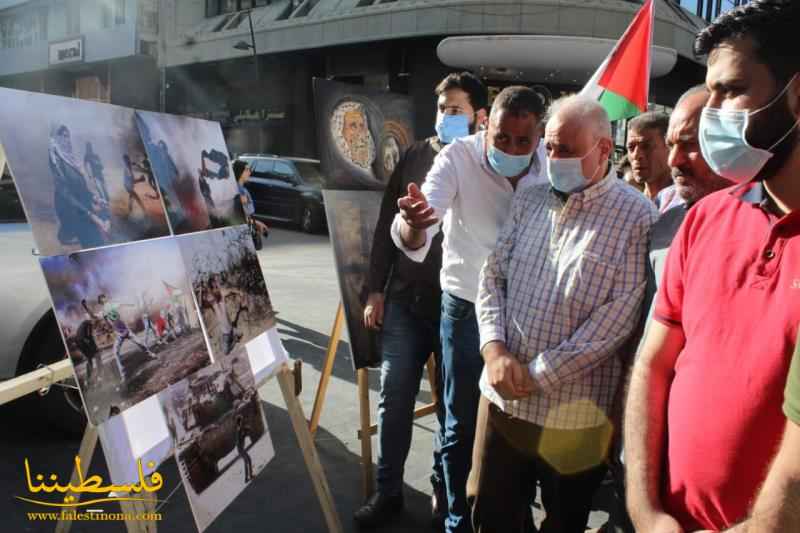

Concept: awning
[[437, 35, 678, 85]]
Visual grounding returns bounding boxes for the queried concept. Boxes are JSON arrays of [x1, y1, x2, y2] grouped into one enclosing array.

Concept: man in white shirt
[[392, 86, 548, 533]]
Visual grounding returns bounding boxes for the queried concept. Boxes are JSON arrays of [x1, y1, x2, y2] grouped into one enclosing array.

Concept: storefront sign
[[49, 38, 84, 66]]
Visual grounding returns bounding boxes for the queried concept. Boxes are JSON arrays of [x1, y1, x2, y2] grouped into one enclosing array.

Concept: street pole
[[246, 9, 263, 152], [247, 9, 259, 83]]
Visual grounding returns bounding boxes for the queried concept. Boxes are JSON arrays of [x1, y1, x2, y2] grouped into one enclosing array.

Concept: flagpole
[[645, 0, 655, 111]]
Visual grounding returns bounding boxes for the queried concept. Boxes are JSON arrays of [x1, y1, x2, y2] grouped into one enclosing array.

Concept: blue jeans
[[440, 291, 484, 533], [376, 298, 445, 497]]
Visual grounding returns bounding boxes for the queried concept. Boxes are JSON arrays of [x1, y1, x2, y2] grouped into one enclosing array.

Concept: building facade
[[0, 0, 160, 109], [161, 0, 728, 158], [0, 0, 745, 158]]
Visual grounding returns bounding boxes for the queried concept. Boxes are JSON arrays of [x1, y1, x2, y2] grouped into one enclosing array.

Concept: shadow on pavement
[[276, 317, 435, 406], [0, 395, 436, 533]]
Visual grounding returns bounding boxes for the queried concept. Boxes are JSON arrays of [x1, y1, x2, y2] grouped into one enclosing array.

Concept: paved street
[[0, 226, 612, 532]]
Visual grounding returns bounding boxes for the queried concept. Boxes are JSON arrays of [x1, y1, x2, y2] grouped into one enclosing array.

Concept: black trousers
[[467, 396, 612, 533]]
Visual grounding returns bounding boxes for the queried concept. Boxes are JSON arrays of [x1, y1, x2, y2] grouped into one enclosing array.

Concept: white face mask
[[699, 74, 800, 183], [546, 141, 602, 194]]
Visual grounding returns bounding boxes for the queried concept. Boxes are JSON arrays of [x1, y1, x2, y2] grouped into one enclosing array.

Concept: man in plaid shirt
[[468, 96, 657, 532]]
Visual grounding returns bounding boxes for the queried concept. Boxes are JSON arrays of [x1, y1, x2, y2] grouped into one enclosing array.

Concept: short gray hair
[[547, 94, 612, 140]]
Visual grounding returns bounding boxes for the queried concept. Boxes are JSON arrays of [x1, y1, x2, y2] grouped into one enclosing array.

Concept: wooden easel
[[1, 359, 343, 533], [308, 302, 440, 499]]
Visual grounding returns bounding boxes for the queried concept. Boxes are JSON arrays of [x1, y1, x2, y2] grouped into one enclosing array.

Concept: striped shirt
[[477, 171, 658, 429]]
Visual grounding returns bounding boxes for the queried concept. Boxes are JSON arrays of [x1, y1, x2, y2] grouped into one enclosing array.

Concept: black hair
[[695, 0, 799, 84], [628, 112, 670, 138], [435, 71, 489, 112], [491, 86, 546, 121], [233, 160, 249, 180]]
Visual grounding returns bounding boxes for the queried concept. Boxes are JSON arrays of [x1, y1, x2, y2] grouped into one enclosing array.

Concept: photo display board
[[0, 87, 287, 532], [314, 80, 416, 369]]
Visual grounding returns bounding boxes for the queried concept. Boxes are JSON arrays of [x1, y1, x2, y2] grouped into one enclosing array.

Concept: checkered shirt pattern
[[477, 172, 658, 429]]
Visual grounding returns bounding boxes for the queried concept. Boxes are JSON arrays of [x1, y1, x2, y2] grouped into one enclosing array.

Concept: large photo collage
[[0, 87, 284, 532]]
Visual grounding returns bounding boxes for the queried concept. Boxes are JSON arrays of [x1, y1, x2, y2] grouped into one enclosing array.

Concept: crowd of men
[[357, 1, 800, 532]]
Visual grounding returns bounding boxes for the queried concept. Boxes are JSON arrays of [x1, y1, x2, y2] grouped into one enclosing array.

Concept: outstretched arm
[[390, 145, 459, 261]]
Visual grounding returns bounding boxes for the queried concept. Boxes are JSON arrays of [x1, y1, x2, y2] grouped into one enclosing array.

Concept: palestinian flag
[[163, 280, 183, 297], [580, 0, 655, 121]]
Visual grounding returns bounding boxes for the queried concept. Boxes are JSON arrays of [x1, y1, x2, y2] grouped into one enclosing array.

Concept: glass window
[[206, 0, 220, 17], [273, 160, 295, 177], [101, 1, 112, 28], [250, 159, 273, 178], [222, 0, 238, 14], [114, 0, 125, 25], [48, 3, 67, 40], [0, 9, 48, 49], [294, 162, 324, 186], [67, 0, 81, 34]]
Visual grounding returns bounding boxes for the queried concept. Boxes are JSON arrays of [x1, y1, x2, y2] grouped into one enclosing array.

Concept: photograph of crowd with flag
[[39, 238, 213, 426]]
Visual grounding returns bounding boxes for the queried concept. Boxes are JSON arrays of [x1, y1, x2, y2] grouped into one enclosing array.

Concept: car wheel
[[17, 314, 86, 438], [300, 204, 317, 233]]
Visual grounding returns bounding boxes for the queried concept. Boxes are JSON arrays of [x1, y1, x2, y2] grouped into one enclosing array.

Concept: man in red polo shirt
[[624, 1, 800, 532]]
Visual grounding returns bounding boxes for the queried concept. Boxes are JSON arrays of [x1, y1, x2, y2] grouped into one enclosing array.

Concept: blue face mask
[[435, 113, 470, 144], [546, 141, 602, 194], [699, 74, 800, 184], [487, 145, 533, 178]]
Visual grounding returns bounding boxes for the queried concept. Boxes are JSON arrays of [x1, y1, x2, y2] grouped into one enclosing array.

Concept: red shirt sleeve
[[653, 206, 697, 327]]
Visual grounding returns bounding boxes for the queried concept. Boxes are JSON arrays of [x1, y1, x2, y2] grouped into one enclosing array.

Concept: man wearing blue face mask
[[357, 72, 488, 529], [468, 95, 656, 533], [624, 2, 800, 533], [391, 86, 548, 533]]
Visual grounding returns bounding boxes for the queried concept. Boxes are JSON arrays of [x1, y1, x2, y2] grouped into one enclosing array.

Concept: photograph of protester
[[161, 350, 273, 532], [179, 225, 276, 359], [135, 110, 245, 234], [40, 238, 212, 426], [0, 87, 170, 256]]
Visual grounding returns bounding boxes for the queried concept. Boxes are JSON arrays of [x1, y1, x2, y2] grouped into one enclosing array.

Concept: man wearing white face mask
[[357, 72, 488, 529], [392, 86, 548, 533], [625, 2, 800, 533], [466, 95, 656, 533]]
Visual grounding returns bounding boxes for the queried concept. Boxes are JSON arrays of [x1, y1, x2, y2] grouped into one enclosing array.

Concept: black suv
[[237, 155, 326, 233]]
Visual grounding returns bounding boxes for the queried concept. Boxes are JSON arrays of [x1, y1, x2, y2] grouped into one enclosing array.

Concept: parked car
[[0, 165, 85, 436], [236, 155, 326, 233]]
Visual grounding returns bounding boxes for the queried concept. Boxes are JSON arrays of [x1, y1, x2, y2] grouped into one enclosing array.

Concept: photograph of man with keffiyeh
[[0, 87, 171, 256]]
